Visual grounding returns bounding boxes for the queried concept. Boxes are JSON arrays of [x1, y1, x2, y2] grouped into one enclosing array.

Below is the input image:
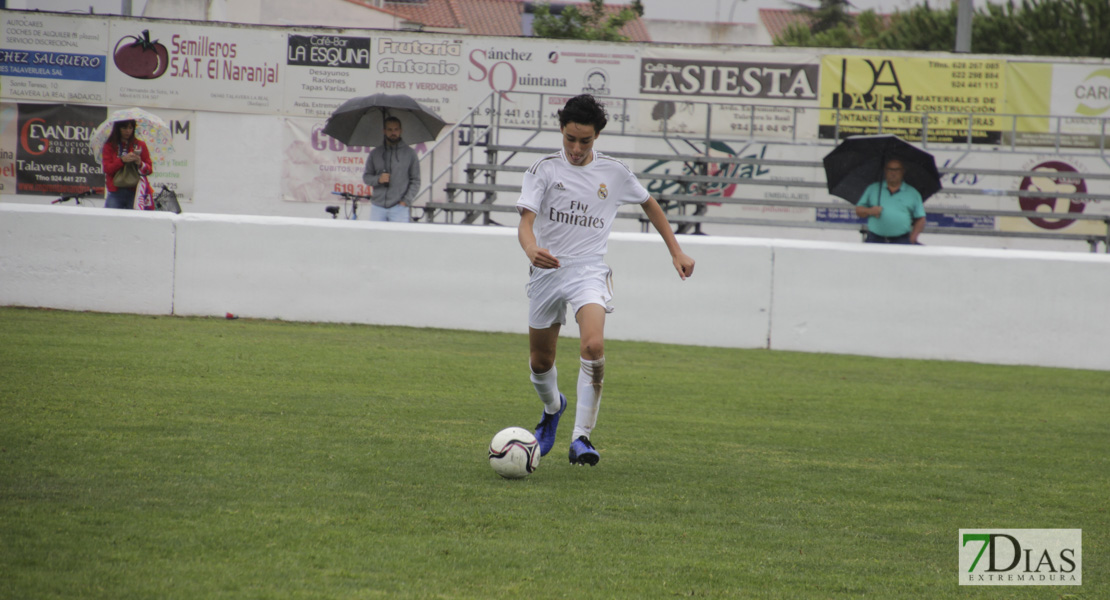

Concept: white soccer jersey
[[516, 150, 649, 258]]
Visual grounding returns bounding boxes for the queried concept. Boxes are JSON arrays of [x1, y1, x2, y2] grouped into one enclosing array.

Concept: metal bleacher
[[413, 92, 1110, 252]]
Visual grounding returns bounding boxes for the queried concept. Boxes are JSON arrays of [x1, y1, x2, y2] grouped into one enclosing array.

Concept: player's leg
[[569, 303, 605, 466], [530, 325, 567, 456], [529, 324, 563, 411], [527, 262, 571, 456], [573, 303, 605, 439]]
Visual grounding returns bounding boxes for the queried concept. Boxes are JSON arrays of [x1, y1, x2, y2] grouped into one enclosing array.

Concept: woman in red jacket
[[101, 119, 153, 209]]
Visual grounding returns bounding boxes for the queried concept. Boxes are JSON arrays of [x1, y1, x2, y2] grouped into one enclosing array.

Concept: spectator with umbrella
[[323, 93, 447, 222], [362, 116, 419, 222], [856, 157, 926, 244], [823, 134, 941, 245], [90, 107, 173, 210]]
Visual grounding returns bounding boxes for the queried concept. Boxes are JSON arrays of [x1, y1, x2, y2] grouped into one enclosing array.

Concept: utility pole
[[955, 0, 973, 52]]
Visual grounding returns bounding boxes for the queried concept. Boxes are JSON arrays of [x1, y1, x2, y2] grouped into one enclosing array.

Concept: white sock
[[530, 364, 562, 414], [573, 357, 605, 440]]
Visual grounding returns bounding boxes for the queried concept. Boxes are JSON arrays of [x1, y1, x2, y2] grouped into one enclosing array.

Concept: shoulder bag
[[113, 162, 141, 188]]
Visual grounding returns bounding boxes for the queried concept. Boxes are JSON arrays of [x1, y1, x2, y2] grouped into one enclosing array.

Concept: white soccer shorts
[[526, 256, 614, 330]]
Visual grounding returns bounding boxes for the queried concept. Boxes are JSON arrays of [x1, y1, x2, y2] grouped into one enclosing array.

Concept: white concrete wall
[[4, 202, 1109, 371], [0, 203, 176, 315]]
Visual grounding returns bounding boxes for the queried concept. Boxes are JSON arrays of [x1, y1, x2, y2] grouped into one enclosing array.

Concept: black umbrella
[[823, 134, 942, 204], [322, 93, 447, 147]]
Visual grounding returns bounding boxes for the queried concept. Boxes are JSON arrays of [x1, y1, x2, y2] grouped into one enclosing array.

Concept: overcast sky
[[18, 0, 986, 27]]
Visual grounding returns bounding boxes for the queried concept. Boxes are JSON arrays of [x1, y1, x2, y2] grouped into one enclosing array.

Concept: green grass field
[[1, 307, 1106, 599]]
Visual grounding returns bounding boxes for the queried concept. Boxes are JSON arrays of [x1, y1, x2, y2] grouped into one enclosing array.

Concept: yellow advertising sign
[[819, 55, 1005, 143]]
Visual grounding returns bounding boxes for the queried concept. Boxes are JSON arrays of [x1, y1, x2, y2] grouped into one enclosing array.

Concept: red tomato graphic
[[113, 30, 169, 80]]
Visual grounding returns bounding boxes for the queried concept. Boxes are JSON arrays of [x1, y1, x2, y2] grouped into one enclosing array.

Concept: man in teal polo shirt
[[855, 158, 926, 244]]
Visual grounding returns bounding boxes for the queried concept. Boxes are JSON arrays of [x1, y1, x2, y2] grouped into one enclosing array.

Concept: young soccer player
[[517, 94, 696, 466]]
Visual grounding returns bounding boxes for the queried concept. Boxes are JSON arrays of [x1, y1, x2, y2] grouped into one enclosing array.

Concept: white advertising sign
[[282, 116, 374, 205], [144, 107, 196, 203], [462, 38, 640, 131], [1049, 64, 1110, 135], [370, 33, 466, 125], [107, 21, 284, 113], [639, 47, 820, 140], [0, 12, 110, 104], [283, 32, 371, 119]]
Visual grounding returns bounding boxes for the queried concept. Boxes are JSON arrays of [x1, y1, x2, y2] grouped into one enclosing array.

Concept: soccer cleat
[[568, 435, 599, 466], [534, 393, 567, 457]]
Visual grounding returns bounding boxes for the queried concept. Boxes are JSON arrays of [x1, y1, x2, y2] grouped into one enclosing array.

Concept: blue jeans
[[105, 189, 136, 209], [369, 203, 410, 222]]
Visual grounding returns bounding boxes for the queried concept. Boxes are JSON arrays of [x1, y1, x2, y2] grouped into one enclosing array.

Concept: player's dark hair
[[558, 94, 607, 134], [384, 116, 402, 127]]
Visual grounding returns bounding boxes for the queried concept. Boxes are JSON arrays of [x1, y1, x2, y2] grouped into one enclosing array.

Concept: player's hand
[[379, 173, 390, 184], [673, 252, 695, 280], [527, 246, 560, 269]]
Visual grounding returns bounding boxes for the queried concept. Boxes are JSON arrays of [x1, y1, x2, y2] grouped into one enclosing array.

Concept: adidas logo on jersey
[[554, 182, 566, 190]]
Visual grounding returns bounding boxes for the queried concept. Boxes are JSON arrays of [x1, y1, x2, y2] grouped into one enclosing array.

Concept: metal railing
[[413, 91, 1110, 250], [477, 91, 1110, 162], [410, 91, 498, 211]]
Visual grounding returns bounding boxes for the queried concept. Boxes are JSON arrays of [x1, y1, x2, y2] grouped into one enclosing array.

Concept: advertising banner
[[370, 33, 466, 124], [107, 21, 284, 113], [0, 12, 109, 104], [998, 155, 1110, 235], [9, 102, 104, 196], [639, 47, 820, 140], [0, 104, 15, 193], [1005, 62, 1110, 148], [282, 116, 375, 205], [819, 55, 1005, 143], [462, 38, 640, 131], [283, 32, 371, 119], [144, 107, 196, 203], [0, 101, 195, 201], [637, 139, 824, 227]]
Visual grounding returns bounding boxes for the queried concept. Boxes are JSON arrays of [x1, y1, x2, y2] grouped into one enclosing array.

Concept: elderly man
[[855, 158, 926, 244]]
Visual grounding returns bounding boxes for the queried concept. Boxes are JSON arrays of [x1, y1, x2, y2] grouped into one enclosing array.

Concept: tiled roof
[[759, 8, 814, 42], [383, 0, 650, 41], [384, 0, 466, 28], [458, 0, 524, 36], [341, 0, 419, 21]]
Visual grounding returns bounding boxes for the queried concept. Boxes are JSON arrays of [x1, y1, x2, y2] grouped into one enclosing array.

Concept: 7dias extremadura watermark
[[959, 529, 1081, 586]]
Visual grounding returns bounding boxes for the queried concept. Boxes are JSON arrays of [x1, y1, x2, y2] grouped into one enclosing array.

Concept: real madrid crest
[[597, 183, 608, 199]]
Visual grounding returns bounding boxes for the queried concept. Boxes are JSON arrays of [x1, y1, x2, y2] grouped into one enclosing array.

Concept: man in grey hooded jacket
[[362, 117, 421, 222]]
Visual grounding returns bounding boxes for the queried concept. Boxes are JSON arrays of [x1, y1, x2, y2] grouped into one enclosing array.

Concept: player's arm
[[641, 196, 695, 280], [517, 208, 560, 269]]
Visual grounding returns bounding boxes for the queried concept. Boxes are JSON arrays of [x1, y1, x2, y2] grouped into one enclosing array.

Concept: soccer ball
[[488, 427, 540, 479]]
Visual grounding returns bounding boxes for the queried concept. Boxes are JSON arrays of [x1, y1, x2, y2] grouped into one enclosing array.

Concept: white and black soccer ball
[[488, 427, 540, 479]]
